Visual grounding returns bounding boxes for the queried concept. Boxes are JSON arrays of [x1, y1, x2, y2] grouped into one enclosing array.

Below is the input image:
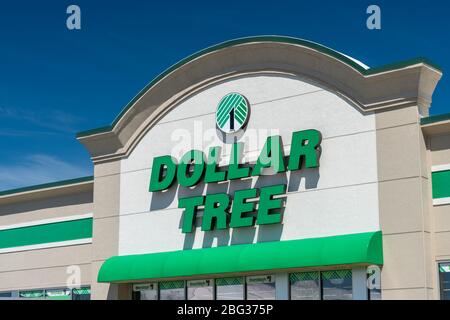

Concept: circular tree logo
[[216, 93, 250, 134]]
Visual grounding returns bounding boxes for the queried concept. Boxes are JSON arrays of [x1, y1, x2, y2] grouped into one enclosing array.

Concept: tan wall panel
[[92, 216, 119, 261], [0, 244, 92, 273], [429, 130, 450, 300], [90, 260, 118, 300], [377, 124, 422, 181], [434, 231, 450, 258], [379, 177, 424, 234], [375, 106, 418, 130], [0, 192, 93, 226], [381, 232, 427, 293], [91, 160, 121, 299], [94, 160, 121, 178], [421, 177, 432, 233], [427, 288, 436, 300], [433, 205, 450, 233], [382, 287, 430, 300], [93, 175, 120, 220], [0, 263, 91, 292], [376, 114, 436, 299], [423, 232, 434, 289], [431, 149, 450, 166], [419, 129, 431, 178]]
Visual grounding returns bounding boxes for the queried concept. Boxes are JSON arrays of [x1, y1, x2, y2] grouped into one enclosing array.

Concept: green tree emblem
[[216, 93, 249, 133]]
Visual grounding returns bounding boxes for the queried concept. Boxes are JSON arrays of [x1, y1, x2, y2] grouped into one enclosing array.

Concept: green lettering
[[230, 188, 258, 228], [177, 150, 206, 187], [149, 155, 177, 192], [202, 193, 230, 231], [178, 196, 204, 233], [288, 130, 322, 171], [256, 184, 286, 225]]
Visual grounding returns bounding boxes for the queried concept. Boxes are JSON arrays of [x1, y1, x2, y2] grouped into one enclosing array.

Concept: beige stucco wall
[[375, 106, 435, 300], [0, 40, 446, 300], [0, 190, 92, 226], [89, 161, 122, 300], [377, 116, 450, 300], [0, 185, 94, 293], [427, 132, 450, 299]]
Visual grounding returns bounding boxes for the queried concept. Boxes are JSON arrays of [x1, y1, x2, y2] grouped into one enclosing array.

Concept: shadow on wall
[[0, 192, 93, 216], [148, 165, 320, 250]]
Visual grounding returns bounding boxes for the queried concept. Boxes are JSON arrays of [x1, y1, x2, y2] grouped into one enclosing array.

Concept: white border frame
[[0, 214, 93, 254], [0, 213, 93, 231], [0, 238, 92, 254], [432, 164, 450, 172], [437, 260, 450, 300], [433, 197, 450, 206]]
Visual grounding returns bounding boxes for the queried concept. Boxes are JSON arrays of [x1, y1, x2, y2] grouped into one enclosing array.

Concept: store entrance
[[132, 275, 275, 300], [131, 269, 362, 300]]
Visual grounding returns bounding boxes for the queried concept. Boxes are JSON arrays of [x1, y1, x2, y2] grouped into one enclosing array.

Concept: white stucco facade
[[118, 74, 380, 255]]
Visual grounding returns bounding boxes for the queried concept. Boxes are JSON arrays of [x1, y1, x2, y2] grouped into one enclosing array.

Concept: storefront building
[[0, 36, 449, 300]]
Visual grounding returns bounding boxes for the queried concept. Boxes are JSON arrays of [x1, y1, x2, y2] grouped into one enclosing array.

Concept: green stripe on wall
[[432, 170, 450, 199], [0, 218, 93, 250]]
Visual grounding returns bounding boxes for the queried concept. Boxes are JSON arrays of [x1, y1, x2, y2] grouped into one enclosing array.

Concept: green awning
[[98, 231, 383, 283]]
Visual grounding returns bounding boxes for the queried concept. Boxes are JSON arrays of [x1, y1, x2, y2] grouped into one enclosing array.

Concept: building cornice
[[0, 176, 94, 205], [421, 112, 450, 136], [75, 36, 443, 163]]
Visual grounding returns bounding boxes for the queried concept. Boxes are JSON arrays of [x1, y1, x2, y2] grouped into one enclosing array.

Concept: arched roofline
[[76, 35, 442, 163]]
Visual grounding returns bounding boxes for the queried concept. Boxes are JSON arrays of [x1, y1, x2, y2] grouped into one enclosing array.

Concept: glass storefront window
[[246, 275, 275, 300], [290, 272, 320, 300], [322, 270, 353, 300], [439, 262, 450, 300], [4, 288, 90, 300], [72, 287, 91, 300], [19, 290, 45, 300], [132, 283, 157, 300], [187, 279, 214, 300], [159, 281, 185, 300], [45, 288, 71, 300], [216, 277, 244, 300], [0, 292, 12, 299]]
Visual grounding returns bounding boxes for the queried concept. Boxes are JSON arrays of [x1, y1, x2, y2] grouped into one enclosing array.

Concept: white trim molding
[[433, 197, 450, 206], [0, 213, 93, 231], [432, 164, 450, 172], [0, 238, 92, 254]]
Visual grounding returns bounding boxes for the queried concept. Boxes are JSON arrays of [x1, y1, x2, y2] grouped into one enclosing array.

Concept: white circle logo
[[215, 93, 250, 134]]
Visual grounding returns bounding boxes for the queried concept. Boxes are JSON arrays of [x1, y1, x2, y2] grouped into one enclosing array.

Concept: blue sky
[[0, 0, 449, 190]]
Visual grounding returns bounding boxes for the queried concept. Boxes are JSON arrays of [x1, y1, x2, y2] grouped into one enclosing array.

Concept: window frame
[[437, 260, 450, 300], [289, 271, 321, 300]]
